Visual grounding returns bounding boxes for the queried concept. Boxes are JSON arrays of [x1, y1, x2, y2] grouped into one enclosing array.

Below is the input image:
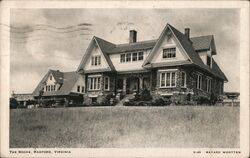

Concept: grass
[[10, 106, 239, 148]]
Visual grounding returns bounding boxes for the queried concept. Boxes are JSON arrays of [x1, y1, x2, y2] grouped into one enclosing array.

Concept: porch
[[116, 71, 153, 95]]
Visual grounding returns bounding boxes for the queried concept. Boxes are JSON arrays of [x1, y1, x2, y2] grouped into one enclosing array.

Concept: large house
[[33, 23, 227, 105], [33, 69, 85, 104]]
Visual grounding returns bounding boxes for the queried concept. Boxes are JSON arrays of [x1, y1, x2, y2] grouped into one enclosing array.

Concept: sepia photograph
[[0, 1, 249, 157]]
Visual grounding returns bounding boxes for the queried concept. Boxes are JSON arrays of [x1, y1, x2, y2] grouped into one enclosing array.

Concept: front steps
[[115, 94, 135, 106]]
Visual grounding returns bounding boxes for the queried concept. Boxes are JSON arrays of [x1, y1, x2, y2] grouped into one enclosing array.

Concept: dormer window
[[126, 53, 131, 62], [163, 48, 176, 59], [138, 52, 144, 60], [120, 52, 144, 63], [44, 85, 56, 92], [91, 55, 101, 66], [120, 54, 125, 62], [207, 55, 211, 67], [50, 75, 52, 80]]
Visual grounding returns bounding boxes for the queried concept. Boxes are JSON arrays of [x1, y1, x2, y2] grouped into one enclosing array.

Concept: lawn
[[10, 106, 239, 148]]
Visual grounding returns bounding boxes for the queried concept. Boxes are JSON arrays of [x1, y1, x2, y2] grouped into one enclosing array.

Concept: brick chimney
[[129, 30, 137, 43], [184, 28, 190, 39]]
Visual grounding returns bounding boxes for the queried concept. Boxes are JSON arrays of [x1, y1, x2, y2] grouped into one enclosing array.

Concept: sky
[[8, 9, 240, 93]]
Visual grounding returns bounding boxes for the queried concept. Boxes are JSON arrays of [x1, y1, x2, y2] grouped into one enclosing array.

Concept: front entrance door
[[126, 77, 139, 94]]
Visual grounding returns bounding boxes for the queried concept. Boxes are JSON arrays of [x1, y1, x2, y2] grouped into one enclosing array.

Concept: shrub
[[210, 92, 218, 105], [134, 89, 152, 101], [10, 98, 19, 109], [140, 89, 152, 101], [40, 99, 55, 108], [153, 97, 171, 106], [196, 96, 210, 105], [124, 99, 136, 106]]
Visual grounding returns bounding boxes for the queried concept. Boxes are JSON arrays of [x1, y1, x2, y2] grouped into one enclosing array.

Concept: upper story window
[[91, 55, 101, 66], [207, 55, 211, 67], [89, 77, 101, 90], [49, 75, 52, 80], [197, 73, 202, 90], [163, 48, 176, 59], [160, 71, 176, 88], [138, 52, 144, 60], [120, 52, 144, 63], [45, 85, 56, 92], [180, 72, 186, 87], [126, 53, 131, 62], [120, 54, 125, 62], [132, 52, 137, 61], [77, 85, 84, 93], [77, 85, 80, 92]]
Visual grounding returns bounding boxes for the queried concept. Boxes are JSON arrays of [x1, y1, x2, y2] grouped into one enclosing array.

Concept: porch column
[[150, 71, 153, 91], [123, 77, 127, 94], [139, 77, 143, 91]]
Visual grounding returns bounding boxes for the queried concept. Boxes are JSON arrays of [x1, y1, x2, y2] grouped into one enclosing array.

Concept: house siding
[[152, 65, 223, 102], [84, 72, 116, 104]]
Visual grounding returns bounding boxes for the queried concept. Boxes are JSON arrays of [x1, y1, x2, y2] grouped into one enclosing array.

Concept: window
[[197, 74, 202, 90], [50, 75, 52, 80], [180, 72, 186, 87], [81, 86, 85, 93], [160, 72, 176, 88], [166, 73, 171, 86], [46, 85, 56, 92], [126, 53, 131, 62], [219, 82, 223, 94], [206, 78, 211, 92], [91, 55, 101, 66], [161, 73, 166, 87], [120, 52, 144, 63], [163, 48, 176, 59], [89, 77, 101, 90], [207, 56, 211, 66], [104, 77, 110, 90], [91, 97, 97, 104], [120, 54, 125, 62], [132, 52, 138, 61], [138, 52, 144, 60], [77, 85, 80, 92]]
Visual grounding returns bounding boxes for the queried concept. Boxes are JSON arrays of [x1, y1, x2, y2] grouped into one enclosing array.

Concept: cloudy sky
[[8, 9, 240, 93]]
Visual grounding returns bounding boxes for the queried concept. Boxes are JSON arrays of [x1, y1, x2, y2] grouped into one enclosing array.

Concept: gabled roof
[[190, 35, 213, 51], [190, 35, 217, 55], [211, 59, 228, 81], [168, 24, 226, 81], [77, 36, 116, 72], [50, 69, 63, 84], [33, 70, 81, 96], [77, 23, 227, 81], [143, 23, 227, 81], [94, 37, 116, 71]]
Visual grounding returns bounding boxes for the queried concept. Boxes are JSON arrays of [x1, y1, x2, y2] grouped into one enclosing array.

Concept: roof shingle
[[190, 35, 213, 51], [78, 23, 227, 81]]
